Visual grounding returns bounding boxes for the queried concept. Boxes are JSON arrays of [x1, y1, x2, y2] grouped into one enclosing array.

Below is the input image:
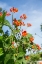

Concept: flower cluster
[[10, 7, 18, 13], [13, 18, 22, 26], [30, 37, 34, 42], [20, 14, 27, 20], [36, 44, 41, 50], [27, 23, 32, 27], [22, 31, 27, 37]]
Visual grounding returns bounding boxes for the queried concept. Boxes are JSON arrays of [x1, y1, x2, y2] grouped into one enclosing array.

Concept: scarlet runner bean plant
[[0, 7, 42, 64]]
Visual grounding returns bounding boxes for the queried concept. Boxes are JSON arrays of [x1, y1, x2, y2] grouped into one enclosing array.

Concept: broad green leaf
[[4, 54, 14, 64], [18, 46, 24, 52], [22, 57, 29, 64], [17, 52, 25, 59], [4, 20, 12, 30], [0, 48, 3, 56], [0, 28, 3, 33], [0, 36, 3, 40]]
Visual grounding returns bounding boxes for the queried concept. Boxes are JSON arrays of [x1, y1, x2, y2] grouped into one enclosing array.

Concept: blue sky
[[0, 0, 42, 46]]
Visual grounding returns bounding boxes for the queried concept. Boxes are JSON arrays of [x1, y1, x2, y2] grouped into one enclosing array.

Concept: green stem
[[12, 12, 13, 42], [12, 12, 13, 28]]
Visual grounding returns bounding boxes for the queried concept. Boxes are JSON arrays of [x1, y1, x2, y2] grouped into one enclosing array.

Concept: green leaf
[[0, 48, 3, 56], [0, 36, 3, 40], [18, 46, 23, 52], [4, 54, 14, 64], [22, 57, 29, 64], [15, 59, 23, 64], [30, 54, 40, 61], [6, 59, 14, 64], [4, 20, 12, 30], [17, 52, 25, 60], [0, 28, 3, 33], [15, 57, 29, 64], [13, 29, 20, 34]]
